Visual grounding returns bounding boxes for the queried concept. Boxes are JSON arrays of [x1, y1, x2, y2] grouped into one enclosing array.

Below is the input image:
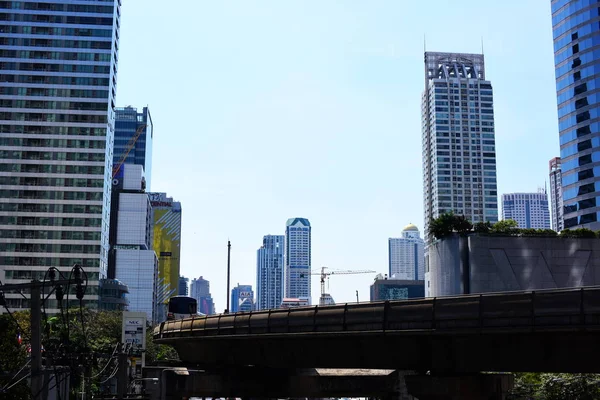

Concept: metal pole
[[226, 241, 231, 313], [356, 290, 359, 303], [31, 282, 43, 400]]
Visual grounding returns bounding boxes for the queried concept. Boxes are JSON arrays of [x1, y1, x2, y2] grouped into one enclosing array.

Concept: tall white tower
[[388, 224, 425, 280], [284, 218, 311, 303], [422, 52, 499, 243]]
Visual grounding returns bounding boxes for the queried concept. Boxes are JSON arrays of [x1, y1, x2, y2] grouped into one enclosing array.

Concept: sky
[[116, 0, 559, 309]]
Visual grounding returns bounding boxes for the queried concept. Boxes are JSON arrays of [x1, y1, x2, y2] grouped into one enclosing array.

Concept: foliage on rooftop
[[429, 213, 599, 240]]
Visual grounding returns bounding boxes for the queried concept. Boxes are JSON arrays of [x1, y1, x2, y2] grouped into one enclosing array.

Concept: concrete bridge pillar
[[405, 373, 514, 400]]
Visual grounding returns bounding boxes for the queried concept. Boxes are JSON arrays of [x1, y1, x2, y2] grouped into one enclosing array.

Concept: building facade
[[231, 284, 254, 313], [501, 191, 551, 229], [388, 224, 425, 280], [285, 218, 311, 303], [0, 1, 121, 312], [549, 157, 564, 231], [552, 2, 600, 230], [370, 275, 425, 301], [149, 192, 182, 308], [256, 234, 285, 310], [108, 164, 157, 322], [191, 276, 215, 315], [113, 106, 153, 190], [422, 52, 499, 243], [428, 234, 600, 297], [99, 278, 129, 312], [178, 276, 189, 296]]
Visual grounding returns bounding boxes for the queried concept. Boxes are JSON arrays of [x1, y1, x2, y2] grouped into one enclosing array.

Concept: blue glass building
[[231, 284, 254, 312], [114, 106, 153, 190], [552, 1, 600, 230], [256, 235, 285, 310]]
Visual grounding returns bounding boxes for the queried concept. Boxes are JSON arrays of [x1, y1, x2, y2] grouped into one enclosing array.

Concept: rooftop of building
[[402, 223, 419, 232], [286, 217, 310, 227]]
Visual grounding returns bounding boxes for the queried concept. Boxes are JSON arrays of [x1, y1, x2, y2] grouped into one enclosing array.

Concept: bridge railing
[[155, 286, 600, 340]]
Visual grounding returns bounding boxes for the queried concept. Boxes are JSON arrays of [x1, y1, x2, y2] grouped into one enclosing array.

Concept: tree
[[430, 212, 474, 239], [490, 219, 519, 235]]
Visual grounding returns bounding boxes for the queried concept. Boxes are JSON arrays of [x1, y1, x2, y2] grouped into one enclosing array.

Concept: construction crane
[[112, 123, 147, 179], [311, 266, 376, 298]]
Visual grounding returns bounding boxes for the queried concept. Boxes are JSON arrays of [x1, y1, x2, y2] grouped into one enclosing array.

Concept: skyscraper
[[110, 164, 158, 323], [191, 276, 215, 315], [549, 157, 564, 231], [552, 3, 600, 230], [285, 218, 311, 303], [388, 224, 425, 280], [422, 52, 499, 243], [501, 191, 551, 230], [0, 1, 121, 311], [231, 284, 254, 313], [114, 106, 153, 190], [149, 193, 182, 317], [178, 276, 189, 296], [256, 235, 285, 310]]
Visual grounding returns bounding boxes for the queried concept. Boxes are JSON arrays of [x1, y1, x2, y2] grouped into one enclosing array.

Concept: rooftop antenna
[[481, 37, 484, 55], [424, 34, 427, 53]]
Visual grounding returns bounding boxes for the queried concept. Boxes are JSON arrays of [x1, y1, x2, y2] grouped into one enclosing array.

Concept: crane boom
[[310, 266, 376, 297], [112, 124, 147, 179]]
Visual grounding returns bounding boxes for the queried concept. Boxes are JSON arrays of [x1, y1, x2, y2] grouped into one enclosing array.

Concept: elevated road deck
[[154, 287, 600, 373]]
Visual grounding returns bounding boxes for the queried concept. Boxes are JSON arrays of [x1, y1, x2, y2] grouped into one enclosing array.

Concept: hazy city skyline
[[115, 0, 558, 307]]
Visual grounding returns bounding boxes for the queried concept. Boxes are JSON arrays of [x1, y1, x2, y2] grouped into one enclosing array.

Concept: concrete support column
[[405, 374, 514, 400]]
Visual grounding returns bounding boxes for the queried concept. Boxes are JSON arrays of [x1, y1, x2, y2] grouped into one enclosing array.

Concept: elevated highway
[[154, 286, 600, 373]]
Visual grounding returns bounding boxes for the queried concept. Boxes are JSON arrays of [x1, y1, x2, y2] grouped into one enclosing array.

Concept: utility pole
[[226, 240, 231, 313], [31, 283, 42, 400], [356, 290, 359, 303], [0, 271, 83, 399], [117, 344, 129, 398]]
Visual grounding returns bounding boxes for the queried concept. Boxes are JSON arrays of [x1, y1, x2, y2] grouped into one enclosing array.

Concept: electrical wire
[[99, 362, 119, 384], [0, 279, 30, 341], [31, 368, 69, 400], [2, 371, 31, 392], [90, 344, 119, 379], [0, 358, 31, 392]]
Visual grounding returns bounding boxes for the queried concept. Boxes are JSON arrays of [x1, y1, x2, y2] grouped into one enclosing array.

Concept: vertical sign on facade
[[122, 311, 147, 378]]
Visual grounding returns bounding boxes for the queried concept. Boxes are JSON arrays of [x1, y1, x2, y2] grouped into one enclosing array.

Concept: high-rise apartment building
[[549, 157, 564, 231], [552, 3, 600, 230], [388, 224, 425, 280], [0, 1, 121, 311], [256, 234, 285, 310], [422, 52, 499, 243], [178, 276, 189, 296], [191, 276, 215, 315], [502, 191, 551, 230], [114, 106, 153, 190], [231, 284, 254, 313], [109, 165, 157, 323], [149, 192, 182, 309], [285, 218, 311, 303]]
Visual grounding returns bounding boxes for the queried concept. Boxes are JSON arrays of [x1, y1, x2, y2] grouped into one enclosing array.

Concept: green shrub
[[559, 228, 597, 238]]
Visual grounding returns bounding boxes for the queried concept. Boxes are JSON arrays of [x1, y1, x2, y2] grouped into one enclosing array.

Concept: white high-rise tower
[[422, 52, 499, 243], [284, 218, 311, 303]]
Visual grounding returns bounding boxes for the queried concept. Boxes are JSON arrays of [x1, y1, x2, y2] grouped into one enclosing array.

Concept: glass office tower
[[256, 234, 284, 310], [114, 106, 153, 190], [552, 1, 600, 230], [0, 1, 121, 311]]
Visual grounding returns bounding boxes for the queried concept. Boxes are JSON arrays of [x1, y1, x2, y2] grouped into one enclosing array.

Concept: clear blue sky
[[116, 0, 558, 309]]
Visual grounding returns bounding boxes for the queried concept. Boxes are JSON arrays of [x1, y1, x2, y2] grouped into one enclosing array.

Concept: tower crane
[[112, 124, 147, 179], [311, 266, 376, 298]]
